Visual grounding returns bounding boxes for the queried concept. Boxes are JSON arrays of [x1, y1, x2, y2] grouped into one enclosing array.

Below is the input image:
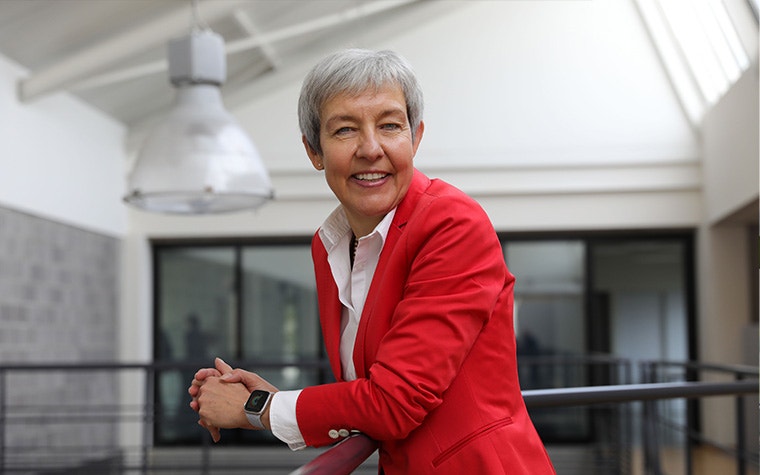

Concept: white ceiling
[[0, 0, 444, 129], [3, 0, 756, 132]]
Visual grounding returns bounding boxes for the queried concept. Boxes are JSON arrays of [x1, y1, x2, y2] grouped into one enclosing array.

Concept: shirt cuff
[[270, 389, 307, 451]]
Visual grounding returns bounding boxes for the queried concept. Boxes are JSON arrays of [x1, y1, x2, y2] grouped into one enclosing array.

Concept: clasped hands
[[188, 357, 278, 442]]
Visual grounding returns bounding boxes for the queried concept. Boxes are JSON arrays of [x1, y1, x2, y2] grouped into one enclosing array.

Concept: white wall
[[698, 63, 758, 366], [1, 52, 137, 454], [697, 62, 759, 446], [0, 55, 128, 237], [702, 66, 759, 224]]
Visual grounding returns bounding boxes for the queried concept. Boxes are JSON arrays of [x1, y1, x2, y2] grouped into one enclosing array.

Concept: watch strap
[[245, 411, 266, 430]]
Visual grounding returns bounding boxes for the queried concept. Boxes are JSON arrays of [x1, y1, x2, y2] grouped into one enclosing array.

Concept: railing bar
[[2, 416, 154, 424], [1, 359, 753, 375], [0, 360, 755, 474], [522, 380, 759, 408], [0, 360, 334, 371]]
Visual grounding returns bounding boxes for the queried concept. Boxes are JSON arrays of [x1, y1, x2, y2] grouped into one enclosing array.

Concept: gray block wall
[[0, 205, 121, 471]]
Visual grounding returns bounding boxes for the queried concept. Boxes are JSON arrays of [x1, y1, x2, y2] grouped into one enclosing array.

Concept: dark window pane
[[155, 247, 237, 444], [241, 246, 320, 390], [506, 241, 586, 362], [505, 240, 590, 441], [153, 243, 320, 445]]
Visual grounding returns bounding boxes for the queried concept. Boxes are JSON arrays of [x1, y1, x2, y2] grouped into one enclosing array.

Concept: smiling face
[[304, 84, 424, 237]]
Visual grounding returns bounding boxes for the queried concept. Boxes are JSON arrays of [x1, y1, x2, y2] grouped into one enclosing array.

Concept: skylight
[[635, 0, 755, 125], [750, 0, 760, 20]]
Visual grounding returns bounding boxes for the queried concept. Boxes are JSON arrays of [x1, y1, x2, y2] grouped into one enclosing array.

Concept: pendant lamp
[[123, 28, 273, 214]]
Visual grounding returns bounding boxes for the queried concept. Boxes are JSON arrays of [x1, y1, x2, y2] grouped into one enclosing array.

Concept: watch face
[[245, 390, 270, 413]]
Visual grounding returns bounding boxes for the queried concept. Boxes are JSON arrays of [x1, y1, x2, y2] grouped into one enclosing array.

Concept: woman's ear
[[412, 121, 425, 155], [302, 135, 324, 170]]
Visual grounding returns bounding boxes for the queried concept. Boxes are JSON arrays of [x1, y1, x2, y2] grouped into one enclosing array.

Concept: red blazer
[[297, 170, 555, 474]]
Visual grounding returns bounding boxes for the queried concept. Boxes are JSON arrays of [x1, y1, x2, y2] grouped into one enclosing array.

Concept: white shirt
[[269, 206, 396, 450]]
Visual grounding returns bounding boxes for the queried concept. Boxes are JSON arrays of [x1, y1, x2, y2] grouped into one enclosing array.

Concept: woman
[[189, 48, 555, 474]]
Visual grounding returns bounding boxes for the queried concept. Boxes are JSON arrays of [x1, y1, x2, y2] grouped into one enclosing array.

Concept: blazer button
[[338, 429, 350, 438], [328, 429, 339, 439]]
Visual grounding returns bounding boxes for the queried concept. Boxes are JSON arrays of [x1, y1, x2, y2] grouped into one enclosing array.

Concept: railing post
[[201, 423, 211, 475], [685, 396, 694, 475], [0, 369, 5, 474], [143, 365, 154, 475], [640, 361, 663, 475], [684, 363, 697, 475], [735, 372, 746, 475]]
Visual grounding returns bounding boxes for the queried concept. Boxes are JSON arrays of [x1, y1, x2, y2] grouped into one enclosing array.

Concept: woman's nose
[[356, 130, 383, 161]]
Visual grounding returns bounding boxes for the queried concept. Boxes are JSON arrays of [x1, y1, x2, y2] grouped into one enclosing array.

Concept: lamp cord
[[191, 0, 209, 32]]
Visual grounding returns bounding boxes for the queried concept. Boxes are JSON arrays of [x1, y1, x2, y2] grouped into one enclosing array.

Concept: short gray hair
[[298, 49, 424, 155]]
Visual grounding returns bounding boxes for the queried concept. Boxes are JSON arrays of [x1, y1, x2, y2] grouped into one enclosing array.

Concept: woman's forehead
[[320, 83, 406, 116]]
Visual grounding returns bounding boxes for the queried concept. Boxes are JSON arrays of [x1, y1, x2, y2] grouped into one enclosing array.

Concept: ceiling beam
[[69, 0, 419, 95], [18, 0, 249, 102], [231, 9, 280, 71]]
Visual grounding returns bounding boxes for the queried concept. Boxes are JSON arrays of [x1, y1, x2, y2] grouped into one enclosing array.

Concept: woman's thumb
[[215, 357, 234, 374]]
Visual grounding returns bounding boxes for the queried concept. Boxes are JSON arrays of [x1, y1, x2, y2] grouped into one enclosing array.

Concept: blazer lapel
[[312, 237, 345, 382]]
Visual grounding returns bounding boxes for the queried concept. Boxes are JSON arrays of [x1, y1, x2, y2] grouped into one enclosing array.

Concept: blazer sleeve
[[297, 189, 510, 447]]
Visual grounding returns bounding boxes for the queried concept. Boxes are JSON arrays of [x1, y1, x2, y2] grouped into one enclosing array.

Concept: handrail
[[288, 379, 759, 475], [289, 434, 378, 475], [1, 361, 754, 474], [522, 380, 759, 407], [0, 359, 333, 371]]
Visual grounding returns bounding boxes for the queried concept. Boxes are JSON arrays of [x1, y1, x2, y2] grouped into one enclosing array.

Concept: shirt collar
[[319, 206, 397, 250]]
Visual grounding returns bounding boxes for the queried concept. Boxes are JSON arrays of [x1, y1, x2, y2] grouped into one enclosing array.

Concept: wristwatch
[[244, 390, 274, 429]]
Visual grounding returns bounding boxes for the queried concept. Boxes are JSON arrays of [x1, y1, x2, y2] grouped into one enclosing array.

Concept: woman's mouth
[[354, 172, 388, 182]]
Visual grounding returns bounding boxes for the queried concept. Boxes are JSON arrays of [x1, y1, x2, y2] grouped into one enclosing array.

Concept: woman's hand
[[189, 357, 279, 442], [189, 357, 232, 411], [188, 357, 233, 441], [195, 374, 255, 434]]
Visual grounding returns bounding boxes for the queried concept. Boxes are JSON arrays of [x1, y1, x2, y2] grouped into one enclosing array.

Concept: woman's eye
[[335, 127, 353, 135]]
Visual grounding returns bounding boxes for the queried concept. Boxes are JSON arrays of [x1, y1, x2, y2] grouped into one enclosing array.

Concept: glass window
[[239, 246, 322, 445], [590, 239, 690, 378], [241, 246, 320, 386], [154, 247, 237, 444], [635, 0, 753, 123], [506, 240, 586, 362], [751, 0, 760, 19], [590, 238, 692, 447], [153, 242, 320, 445], [504, 234, 694, 443], [153, 233, 695, 446], [505, 240, 590, 441]]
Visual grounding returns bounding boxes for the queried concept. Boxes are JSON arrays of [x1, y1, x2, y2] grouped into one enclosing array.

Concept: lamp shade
[[124, 30, 273, 214]]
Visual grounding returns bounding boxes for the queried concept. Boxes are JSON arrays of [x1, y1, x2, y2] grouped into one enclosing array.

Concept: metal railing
[[0, 359, 756, 474], [639, 360, 759, 475], [290, 378, 758, 475]]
